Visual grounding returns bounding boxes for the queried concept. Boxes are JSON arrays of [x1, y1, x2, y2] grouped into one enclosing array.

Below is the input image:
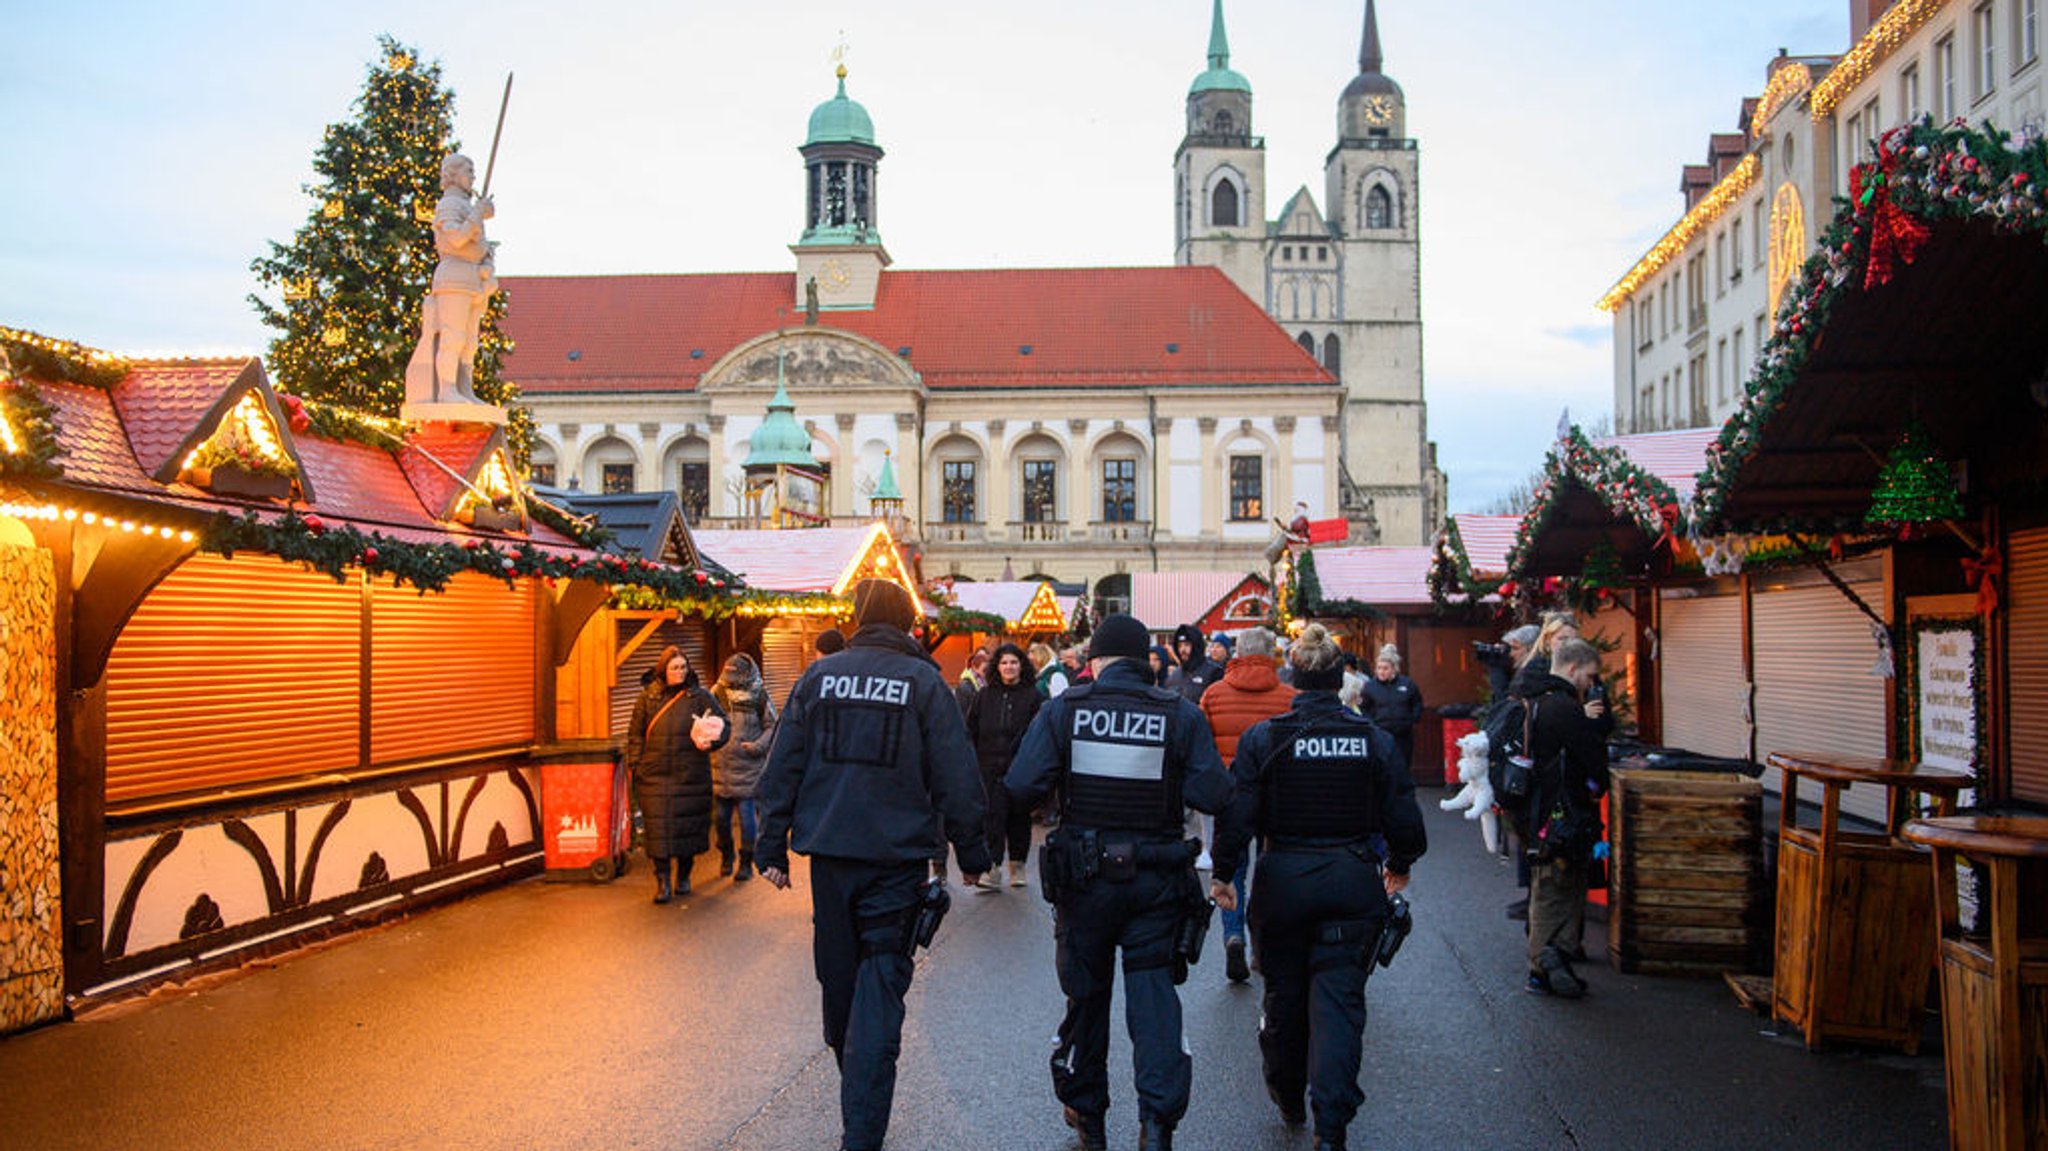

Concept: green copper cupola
[[799, 65, 885, 247], [743, 366, 819, 471], [1189, 0, 1251, 94]]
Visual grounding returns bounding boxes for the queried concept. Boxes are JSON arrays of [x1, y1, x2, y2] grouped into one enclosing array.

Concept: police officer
[[1209, 623, 1426, 1151], [756, 579, 991, 1151], [1005, 612, 1233, 1151]]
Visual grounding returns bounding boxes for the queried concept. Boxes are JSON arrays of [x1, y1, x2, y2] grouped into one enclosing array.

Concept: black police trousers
[[1050, 862, 1191, 1126], [1247, 846, 1388, 1141], [809, 855, 924, 1151]]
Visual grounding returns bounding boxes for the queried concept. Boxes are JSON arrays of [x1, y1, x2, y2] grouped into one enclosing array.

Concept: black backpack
[[1482, 696, 1528, 803]]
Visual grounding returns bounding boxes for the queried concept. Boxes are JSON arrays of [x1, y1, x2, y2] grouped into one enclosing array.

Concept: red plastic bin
[[1440, 715, 1478, 786], [534, 741, 631, 882]]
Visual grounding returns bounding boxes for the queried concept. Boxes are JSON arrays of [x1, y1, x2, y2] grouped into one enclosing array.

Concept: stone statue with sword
[[403, 73, 514, 424]]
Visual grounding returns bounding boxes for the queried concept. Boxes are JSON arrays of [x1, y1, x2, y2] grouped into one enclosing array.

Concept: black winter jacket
[[1212, 691, 1426, 880], [755, 625, 991, 874], [967, 646, 1042, 778], [1358, 673, 1423, 735], [628, 678, 732, 859], [1522, 670, 1610, 854]]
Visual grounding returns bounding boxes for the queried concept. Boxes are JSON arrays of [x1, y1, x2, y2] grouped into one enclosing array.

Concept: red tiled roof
[[397, 424, 499, 521], [1593, 428, 1719, 500], [108, 359, 255, 480], [499, 266, 1335, 393], [13, 365, 580, 552], [1312, 546, 1437, 606]]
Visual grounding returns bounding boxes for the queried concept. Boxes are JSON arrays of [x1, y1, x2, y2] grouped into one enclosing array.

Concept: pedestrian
[[1062, 644, 1093, 687], [1209, 623, 1427, 1151], [1032, 641, 1070, 697], [1358, 644, 1423, 773], [1478, 624, 1539, 705], [626, 646, 730, 904], [1004, 612, 1234, 1151], [1521, 637, 1610, 999], [755, 579, 991, 1151], [1205, 631, 1233, 670], [1147, 643, 1178, 687], [1169, 623, 1220, 701], [710, 653, 776, 882], [967, 642, 1043, 891], [1198, 626, 1296, 984], [956, 647, 990, 717]]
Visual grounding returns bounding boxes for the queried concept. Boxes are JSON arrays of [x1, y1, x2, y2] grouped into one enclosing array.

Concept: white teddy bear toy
[[1440, 730, 1501, 855]]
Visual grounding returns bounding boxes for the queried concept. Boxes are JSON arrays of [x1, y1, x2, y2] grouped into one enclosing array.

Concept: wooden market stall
[[929, 579, 1069, 679], [0, 339, 735, 1022], [1130, 570, 1272, 641]]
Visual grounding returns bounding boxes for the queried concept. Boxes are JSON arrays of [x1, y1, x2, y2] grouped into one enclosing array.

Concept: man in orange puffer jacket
[[1199, 627, 1296, 982]]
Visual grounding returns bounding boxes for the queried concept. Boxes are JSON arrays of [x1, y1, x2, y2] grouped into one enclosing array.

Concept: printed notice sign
[[1916, 625, 1977, 773]]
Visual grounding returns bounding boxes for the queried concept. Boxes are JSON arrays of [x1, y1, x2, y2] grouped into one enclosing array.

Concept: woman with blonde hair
[[1030, 641, 1069, 697], [1210, 623, 1427, 1148]]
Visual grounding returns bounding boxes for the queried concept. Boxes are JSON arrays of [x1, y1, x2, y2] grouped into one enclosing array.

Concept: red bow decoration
[[1962, 545, 2002, 617], [1850, 128, 1932, 291], [1652, 501, 1681, 554]]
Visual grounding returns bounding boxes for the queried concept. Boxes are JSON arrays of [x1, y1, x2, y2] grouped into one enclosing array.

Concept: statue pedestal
[[402, 402, 507, 427]]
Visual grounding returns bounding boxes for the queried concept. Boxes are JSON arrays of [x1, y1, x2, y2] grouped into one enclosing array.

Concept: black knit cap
[[1088, 613, 1152, 661], [852, 578, 918, 631]]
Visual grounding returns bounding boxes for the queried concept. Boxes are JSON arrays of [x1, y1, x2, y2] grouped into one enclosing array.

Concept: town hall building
[[500, 1, 1442, 593]]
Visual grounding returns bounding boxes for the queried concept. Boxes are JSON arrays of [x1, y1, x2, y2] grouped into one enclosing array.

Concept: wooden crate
[[1607, 769, 1767, 975]]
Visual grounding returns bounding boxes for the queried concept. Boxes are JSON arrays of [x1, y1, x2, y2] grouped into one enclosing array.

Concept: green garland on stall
[[0, 376, 63, 480], [1427, 516, 1507, 610], [931, 605, 1013, 639], [200, 509, 747, 612], [1502, 426, 1685, 582], [1697, 118, 2048, 532], [1289, 548, 1385, 621], [0, 326, 132, 391]]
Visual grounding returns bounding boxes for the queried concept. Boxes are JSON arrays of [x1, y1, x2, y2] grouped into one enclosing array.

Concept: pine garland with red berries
[[1502, 426, 1684, 582]]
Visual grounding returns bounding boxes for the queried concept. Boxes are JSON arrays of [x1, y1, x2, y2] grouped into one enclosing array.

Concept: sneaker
[[1525, 972, 1551, 995], [1008, 860, 1028, 888], [1224, 937, 1250, 984], [975, 871, 1001, 892]]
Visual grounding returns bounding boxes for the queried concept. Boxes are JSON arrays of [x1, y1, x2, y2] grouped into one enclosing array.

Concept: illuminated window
[[1022, 459, 1058, 522], [1229, 455, 1263, 521], [529, 461, 556, 487], [942, 460, 976, 523], [678, 461, 709, 523], [1101, 459, 1136, 523], [602, 463, 635, 494]]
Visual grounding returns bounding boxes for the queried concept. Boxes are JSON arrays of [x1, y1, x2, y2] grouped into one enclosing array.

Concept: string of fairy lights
[[1810, 0, 1949, 116], [1597, 154, 1761, 312]]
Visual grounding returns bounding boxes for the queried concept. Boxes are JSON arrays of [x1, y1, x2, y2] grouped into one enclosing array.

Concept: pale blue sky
[[0, 0, 1848, 511]]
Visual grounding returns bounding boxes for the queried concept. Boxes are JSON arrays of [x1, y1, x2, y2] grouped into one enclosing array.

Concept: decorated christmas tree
[[249, 36, 529, 458]]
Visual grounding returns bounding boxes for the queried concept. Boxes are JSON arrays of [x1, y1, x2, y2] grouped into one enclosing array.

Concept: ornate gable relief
[[700, 329, 922, 396]]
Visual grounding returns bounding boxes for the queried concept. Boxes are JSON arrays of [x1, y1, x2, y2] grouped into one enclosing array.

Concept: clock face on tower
[[821, 258, 853, 291], [1363, 95, 1396, 127]]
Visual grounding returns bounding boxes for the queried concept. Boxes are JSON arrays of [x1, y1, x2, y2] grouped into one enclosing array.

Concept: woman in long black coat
[[628, 645, 730, 903], [966, 642, 1042, 889]]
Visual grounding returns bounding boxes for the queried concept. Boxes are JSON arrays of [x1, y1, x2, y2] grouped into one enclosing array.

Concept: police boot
[[1061, 1105, 1106, 1151], [734, 851, 754, 882], [1137, 1116, 1173, 1151], [652, 858, 673, 905]]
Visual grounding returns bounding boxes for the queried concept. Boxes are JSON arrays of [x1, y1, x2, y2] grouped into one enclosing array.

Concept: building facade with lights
[[1604, 0, 2047, 434], [500, 1, 1444, 602]]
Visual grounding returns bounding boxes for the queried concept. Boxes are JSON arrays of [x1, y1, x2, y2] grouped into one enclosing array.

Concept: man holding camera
[[1005, 613, 1233, 1151], [756, 579, 990, 1151]]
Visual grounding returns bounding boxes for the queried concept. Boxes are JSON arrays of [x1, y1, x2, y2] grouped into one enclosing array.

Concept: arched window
[[1322, 334, 1341, 377], [1366, 185, 1394, 230], [1212, 180, 1240, 228], [1297, 332, 1316, 356], [1212, 110, 1233, 135]]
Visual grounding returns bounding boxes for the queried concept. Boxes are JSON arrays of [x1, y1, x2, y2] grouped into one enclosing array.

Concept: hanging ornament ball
[[362, 546, 379, 564], [323, 198, 343, 219]]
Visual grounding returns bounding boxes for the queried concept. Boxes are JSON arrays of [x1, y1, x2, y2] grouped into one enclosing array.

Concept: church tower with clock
[[1175, 0, 1439, 546], [793, 65, 890, 310]]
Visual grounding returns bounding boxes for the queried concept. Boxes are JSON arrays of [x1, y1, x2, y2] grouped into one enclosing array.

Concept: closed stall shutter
[[761, 618, 828, 708], [1751, 565, 1889, 825], [609, 617, 712, 739], [106, 555, 360, 806], [1657, 588, 1749, 760], [370, 572, 536, 765], [2006, 527, 2048, 804]]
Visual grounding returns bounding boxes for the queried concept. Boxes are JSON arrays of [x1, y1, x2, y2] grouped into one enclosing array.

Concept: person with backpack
[[1519, 638, 1611, 999]]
